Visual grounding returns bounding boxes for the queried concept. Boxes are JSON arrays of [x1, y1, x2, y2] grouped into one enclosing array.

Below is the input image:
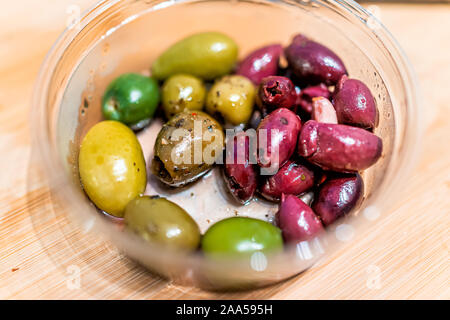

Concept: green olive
[[151, 32, 238, 80], [152, 111, 224, 187], [161, 74, 206, 119], [201, 217, 283, 258], [102, 73, 160, 129], [79, 121, 146, 217], [124, 196, 200, 250], [205, 75, 255, 125]]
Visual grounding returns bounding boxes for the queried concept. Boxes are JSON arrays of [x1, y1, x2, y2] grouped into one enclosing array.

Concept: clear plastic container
[[29, 0, 421, 290]]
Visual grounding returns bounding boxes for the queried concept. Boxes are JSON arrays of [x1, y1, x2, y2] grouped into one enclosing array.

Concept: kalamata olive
[[297, 120, 383, 172], [161, 74, 206, 119], [206, 75, 256, 126], [276, 194, 324, 243], [257, 108, 302, 171], [151, 32, 238, 80], [259, 160, 315, 201], [201, 217, 283, 257], [311, 97, 338, 124], [285, 34, 347, 85], [236, 44, 283, 85], [124, 196, 201, 250], [312, 173, 364, 226], [79, 121, 146, 217], [257, 76, 298, 115], [101, 73, 160, 128], [223, 132, 258, 204], [152, 111, 224, 187], [296, 83, 331, 114], [333, 75, 379, 129]]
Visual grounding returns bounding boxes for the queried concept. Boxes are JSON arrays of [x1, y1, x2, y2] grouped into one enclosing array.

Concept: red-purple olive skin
[[257, 108, 302, 169], [333, 75, 379, 129], [297, 83, 331, 114], [224, 132, 258, 204], [312, 174, 364, 226], [277, 194, 324, 243], [285, 34, 347, 85], [236, 44, 283, 85], [298, 120, 383, 172], [257, 76, 298, 115], [260, 160, 315, 201]]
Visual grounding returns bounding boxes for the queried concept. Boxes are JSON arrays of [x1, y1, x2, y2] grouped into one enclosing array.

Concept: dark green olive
[[102, 73, 160, 128], [124, 196, 200, 250], [201, 217, 283, 257], [152, 111, 224, 187]]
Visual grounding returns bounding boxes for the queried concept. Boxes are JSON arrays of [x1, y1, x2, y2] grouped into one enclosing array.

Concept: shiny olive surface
[[124, 196, 200, 250], [151, 32, 238, 80], [206, 75, 256, 126], [79, 121, 146, 217], [201, 217, 283, 257], [101, 73, 160, 128], [152, 111, 224, 187], [161, 74, 206, 119]]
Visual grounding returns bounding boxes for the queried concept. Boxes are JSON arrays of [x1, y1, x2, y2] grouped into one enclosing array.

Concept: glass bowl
[[30, 0, 421, 290]]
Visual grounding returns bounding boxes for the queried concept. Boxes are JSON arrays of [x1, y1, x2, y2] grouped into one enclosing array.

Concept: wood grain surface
[[0, 1, 449, 299]]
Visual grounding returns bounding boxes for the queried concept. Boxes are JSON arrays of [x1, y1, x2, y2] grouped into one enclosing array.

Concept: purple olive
[[257, 76, 298, 115], [257, 108, 302, 170], [260, 160, 315, 201], [277, 194, 324, 243], [297, 83, 331, 114], [285, 34, 347, 85], [236, 44, 283, 85], [298, 120, 383, 172], [333, 75, 379, 129], [312, 173, 364, 225], [224, 131, 258, 204]]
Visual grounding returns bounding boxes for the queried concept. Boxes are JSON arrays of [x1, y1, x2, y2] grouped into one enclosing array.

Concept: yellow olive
[[79, 120, 146, 217], [161, 74, 206, 119], [206, 75, 255, 125], [124, 196, 200, 250]]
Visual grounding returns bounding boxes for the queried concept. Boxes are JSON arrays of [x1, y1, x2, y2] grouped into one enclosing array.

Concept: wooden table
[[0, 1, 448, 299]]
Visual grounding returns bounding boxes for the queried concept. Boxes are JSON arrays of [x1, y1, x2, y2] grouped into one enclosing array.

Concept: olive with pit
[[151, 32, 238, 80], [161, 74, 206, 119], [206, 75, 256, 126], [124, 196, 201, 250], [201, 217, 283, 257], [79, 120, 147, 217], [152, 111, 224, 187], [102, 73, 160, 129]]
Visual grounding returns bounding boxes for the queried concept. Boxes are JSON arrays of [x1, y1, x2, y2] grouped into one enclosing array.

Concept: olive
[[332, 75, 379, 129], [152, 111, 224, 187], [151, 32, 238, 80], [201, 217, 283, 257], [205, 75, 255, 126], [285, 34, 347, 85], [79, 121, 146, 217], [257, 108, 302, 171], [223, 131, 258, 204], [161, 74, 206, 119], [101, 73, 160, 128], [298, 120, 383, 172], [236, 44, 283, 85], [276, 194, 324, 243], [124, 196, 200, 250]]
